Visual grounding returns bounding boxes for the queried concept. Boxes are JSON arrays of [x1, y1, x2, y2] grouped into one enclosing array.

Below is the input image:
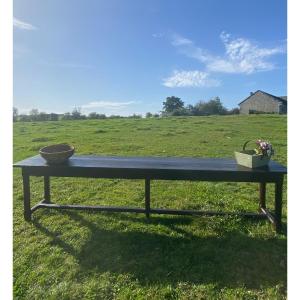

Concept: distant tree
[[98, 114, 106, 119], [13, 107, 18, 122], [89, 113, 106, 119], [62, 112, 72, 120], [170, 108, 189, 116], [37, 112, 48, 121], [109, 115, 122, 119], [29, 109, 39, 121], [71, 107, 82, 120], [19, 114, 31, 122], [192, 101, 207, 116], [194, 97, 227, 115], [162, 96, 184, 114], [153, 113, 160, 118], [29, 108, 39, 115], [227, 107, 240, 115], [49, 113, 59, 121], [145, 112, 153, 118], [186, 104, 199, 116], [128, 114, 142, 119], [88, 112, 100, 119]]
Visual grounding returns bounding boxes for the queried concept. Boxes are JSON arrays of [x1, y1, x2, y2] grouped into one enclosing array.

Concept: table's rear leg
[[145, 179, 150, 218], [259, 182, 266, 209], [44, 176, 51, 203], [274, 178, 283, 233], [22, 170, 31, 221]]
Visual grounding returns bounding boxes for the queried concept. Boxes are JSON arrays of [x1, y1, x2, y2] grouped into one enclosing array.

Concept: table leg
[[145, 179, 150, 218], [274, 178, 284, 233], [259, 182, 266, 209], [22, 170, 31, 221], [44, 176, 51, 203]]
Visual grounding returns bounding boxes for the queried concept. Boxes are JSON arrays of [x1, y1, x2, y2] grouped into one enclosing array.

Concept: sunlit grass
[[13, 115, 287, 299]]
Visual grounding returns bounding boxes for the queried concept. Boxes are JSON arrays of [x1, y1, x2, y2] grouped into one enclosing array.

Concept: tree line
[[162, 96, 239, 116], [13, 96, 239, 122], [13, 107, 145, 122]]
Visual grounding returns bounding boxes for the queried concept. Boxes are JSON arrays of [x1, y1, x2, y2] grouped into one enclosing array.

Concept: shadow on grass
[[33, 211, 286, 289]]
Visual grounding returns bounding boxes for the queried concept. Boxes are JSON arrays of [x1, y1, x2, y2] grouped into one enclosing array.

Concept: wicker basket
[[39, 144, 75, 165], [234, 140, 271, 168]]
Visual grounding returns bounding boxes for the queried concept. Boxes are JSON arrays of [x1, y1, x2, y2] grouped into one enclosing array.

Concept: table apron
[[22, 167, 282, 183]]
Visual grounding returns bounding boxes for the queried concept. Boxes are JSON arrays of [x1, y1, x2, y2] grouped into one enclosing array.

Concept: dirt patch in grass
[[94, 129, 107, 134]]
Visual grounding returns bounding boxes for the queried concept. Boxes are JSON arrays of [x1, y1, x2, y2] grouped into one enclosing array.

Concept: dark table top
[[14, 155, 287, 174]]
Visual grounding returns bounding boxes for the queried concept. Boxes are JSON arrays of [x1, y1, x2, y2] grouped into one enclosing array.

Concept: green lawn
[[13, 115, 287, 299]]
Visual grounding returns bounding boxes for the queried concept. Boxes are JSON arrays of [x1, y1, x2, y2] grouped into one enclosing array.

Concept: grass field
[[13, 115, 287, 299]]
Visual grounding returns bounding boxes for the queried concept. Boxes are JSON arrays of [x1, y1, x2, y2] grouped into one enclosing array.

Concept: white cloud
[[162, 70, 220, 88], [152, 33, 164, 38], [171, 34, 193, 46], [171, 31, 286, 74], [81, 101, 138, 109], [13, 17, 37, 30]]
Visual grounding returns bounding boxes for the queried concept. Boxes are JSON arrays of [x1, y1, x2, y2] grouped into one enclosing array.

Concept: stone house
[[239, 90, 287, 114]]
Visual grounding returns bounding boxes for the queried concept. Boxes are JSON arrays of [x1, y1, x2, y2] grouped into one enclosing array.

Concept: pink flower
[[254, 139, 274, 157]]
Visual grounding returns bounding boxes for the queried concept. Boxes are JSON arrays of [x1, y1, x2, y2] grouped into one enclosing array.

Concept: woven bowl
[[39, 144, 75, 164]]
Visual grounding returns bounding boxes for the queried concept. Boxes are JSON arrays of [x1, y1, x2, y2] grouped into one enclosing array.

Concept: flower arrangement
[[254, 139, 274, 157]]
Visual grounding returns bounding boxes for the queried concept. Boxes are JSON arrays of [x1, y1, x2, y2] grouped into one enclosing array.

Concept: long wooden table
[[14, 155, 287, 232]]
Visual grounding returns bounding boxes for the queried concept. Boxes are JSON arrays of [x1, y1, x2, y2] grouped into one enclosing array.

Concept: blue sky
[[14, 0, 287, 116]]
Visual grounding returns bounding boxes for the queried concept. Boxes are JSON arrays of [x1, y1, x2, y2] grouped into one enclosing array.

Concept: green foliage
[[16, 110, 60, 122], [62, 112, 73, 120], [108, 115, 123, 119], [18, 114, 32, 122], [187, 97, 228, 116], [162, 96, 237, 116], [71, 107, 86, 120], [227, 107, 240, 115], [13, 115, 287, 299], [162, 96, 185, 114], [88, 112, 107, 119], [29, 108, 39, 117], [13, 107, 18, 122], [195, 97, 227, 115], [127, 114, 142, 119], [49, 113, 59, 121]]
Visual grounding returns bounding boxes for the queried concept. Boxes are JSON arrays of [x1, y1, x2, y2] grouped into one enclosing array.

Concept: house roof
[[238, 90, 287, 106], [279, 96, 287, 101]]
